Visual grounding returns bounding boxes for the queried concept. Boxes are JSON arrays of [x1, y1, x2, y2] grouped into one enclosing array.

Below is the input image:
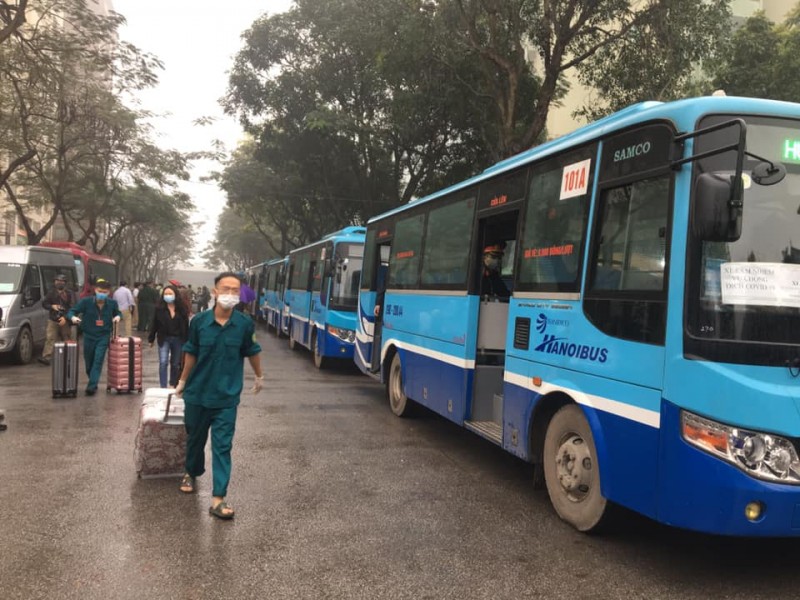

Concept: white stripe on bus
[[504, 371, 660, 429], [380, 338, 475, 369]]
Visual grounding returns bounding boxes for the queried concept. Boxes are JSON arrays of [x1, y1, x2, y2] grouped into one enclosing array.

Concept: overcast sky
[[113, 0, 294, 267]]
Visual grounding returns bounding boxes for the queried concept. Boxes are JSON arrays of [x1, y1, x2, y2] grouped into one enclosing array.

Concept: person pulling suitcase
[[67, 278, 122, 396]]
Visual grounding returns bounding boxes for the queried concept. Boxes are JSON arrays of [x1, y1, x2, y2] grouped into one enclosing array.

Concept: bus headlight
[[328, 326, 355, 343], [682, 411, 800, 484]]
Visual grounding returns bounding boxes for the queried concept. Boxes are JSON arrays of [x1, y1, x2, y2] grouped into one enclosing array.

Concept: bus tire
[[13, 325, 34, 365], [543, 404, 608, 532], [387, 353, 413, 417], [312, 331, 327, 369]]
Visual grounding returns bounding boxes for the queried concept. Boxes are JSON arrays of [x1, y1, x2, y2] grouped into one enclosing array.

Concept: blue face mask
[[163, 294, 175, 304], [96, 292, 108, 301]]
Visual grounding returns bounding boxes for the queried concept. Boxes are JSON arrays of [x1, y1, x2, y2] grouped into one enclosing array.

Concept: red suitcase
[[106, 334, 143, 393]]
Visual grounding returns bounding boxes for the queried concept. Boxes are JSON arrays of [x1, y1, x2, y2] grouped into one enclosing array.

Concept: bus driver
[[480, 244, 510, 299]]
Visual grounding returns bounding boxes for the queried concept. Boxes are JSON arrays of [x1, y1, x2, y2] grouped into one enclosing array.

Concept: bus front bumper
[[658, 401, 800, 537]]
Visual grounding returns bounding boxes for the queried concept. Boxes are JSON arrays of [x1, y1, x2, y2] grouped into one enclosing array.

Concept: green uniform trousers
[[82, 334, 109, 391], [184, 404, 237, 498]]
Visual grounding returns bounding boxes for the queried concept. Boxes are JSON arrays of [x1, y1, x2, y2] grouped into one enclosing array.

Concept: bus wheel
[[543, 404, 608, 532], [312, 331, 327, 369], [387, 353, 412, 417], [13, 325, 34, 365]]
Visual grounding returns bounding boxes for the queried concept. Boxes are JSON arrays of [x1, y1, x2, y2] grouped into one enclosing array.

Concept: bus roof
[[289, 226, 366, 255], [40, 241, 116, 264], [367, 95, 800, 223]]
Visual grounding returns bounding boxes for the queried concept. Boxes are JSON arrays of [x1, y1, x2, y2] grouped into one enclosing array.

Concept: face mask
[[163, 294, 175, 304], [484, 257, 501, 271], [216, 294, 239, 310], [55, 283, 65, 290]]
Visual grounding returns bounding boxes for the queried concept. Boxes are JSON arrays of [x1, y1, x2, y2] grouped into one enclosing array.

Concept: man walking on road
[[67, 278, 122, 396], [112, 280, 135, 337], [38, 273, 77, 366], [175, 272, 264, 520]]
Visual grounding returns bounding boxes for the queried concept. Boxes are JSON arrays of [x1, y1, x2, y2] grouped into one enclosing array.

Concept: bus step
[[465, 420, 502, 445]]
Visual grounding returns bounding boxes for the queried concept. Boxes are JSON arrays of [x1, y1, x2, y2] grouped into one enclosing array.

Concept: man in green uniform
[[175, 272, 264, 520], [136, 280, 158, 332], [67, 278, 122, 396]]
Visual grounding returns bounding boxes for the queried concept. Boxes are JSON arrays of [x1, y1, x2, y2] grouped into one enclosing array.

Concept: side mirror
[[692, 173, 742, 242]]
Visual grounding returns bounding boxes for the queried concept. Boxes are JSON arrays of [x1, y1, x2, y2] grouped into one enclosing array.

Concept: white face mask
[[216, 294, 239, 310], [484, 256, 501, 271]]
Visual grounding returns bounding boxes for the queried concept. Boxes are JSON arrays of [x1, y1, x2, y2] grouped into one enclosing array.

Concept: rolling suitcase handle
[[163, 393, 182, 423]]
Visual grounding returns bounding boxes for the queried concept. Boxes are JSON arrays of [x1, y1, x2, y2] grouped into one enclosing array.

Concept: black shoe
[[37, 357, 50, 366], [85, 387, 96, 396]]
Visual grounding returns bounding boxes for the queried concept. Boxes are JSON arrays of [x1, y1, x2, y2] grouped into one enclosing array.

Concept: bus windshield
[[0, 263, 24, 293], [689, 115, 800, 351], [330, 243, 363, 309]]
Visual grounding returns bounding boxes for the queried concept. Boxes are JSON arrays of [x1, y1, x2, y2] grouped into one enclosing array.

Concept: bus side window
[[584, 175, 671, 345]]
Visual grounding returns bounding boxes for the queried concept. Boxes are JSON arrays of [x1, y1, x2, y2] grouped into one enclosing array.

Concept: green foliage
[[712, 6, 800, 102], [101, 184, 194, 283], [223, 0, 494, 248], [0, 0, 188, 248], [576, 0, 732, 121], [201, 209, 271, 272]]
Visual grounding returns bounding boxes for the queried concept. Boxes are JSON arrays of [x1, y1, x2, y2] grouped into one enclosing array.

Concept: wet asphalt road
[[2, 327, 800, 600]]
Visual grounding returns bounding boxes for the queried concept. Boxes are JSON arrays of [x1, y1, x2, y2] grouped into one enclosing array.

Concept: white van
[[0, 246, 78, 364]]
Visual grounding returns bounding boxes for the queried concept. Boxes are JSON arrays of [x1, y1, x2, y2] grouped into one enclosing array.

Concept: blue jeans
[[158, 336, 183, 388]]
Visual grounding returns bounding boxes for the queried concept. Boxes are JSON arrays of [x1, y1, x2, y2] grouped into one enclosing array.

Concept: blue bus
[[355, 96, 800, 536], [245, 260, 270, 321], [261, 256, 289, 335], [286, 226, 366, 368]]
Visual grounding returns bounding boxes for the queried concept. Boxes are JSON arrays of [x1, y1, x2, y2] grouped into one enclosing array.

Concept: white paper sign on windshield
[[720, 262, 800, 308]]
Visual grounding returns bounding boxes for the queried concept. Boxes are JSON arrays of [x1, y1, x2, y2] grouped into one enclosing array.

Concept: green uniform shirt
[[182, 309, 262, 409], [66, 296, 122, 338]]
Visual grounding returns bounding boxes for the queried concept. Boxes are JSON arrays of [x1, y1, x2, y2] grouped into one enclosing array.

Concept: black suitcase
[[52, 337, 79, 398]]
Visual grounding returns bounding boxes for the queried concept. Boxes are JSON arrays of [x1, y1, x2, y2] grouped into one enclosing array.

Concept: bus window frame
[[514, 143, 598, 295], [582, 122, 678, 346], [419, 188, 478, 292]]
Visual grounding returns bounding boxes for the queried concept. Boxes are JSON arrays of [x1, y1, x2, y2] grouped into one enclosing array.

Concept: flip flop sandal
[[209, 501, 235, 520], [179, 474, 195, 494]]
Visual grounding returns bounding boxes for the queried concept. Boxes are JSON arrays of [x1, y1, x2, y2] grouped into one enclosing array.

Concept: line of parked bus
[[246, 226, 366, 369], [249, 95, 799, 537]]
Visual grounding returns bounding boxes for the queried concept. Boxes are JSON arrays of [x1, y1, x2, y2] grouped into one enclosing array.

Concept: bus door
[[370, 244, 391, 373], [466, 170, 527, 442], [304, 255, 319, 347]]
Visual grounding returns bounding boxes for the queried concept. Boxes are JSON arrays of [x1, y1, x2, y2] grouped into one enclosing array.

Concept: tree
[[224, 0, 494, 243], [576, 0, 731, 121], [202, 209, 271, 272], [0, 0, 28, 46], [439, 0, 731, 157], [101, 185, 195, 283], [711, 6, 800, 102], [0, 0, 182, 246]]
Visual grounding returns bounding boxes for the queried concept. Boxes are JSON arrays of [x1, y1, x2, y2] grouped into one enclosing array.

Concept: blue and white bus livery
[[355, 96, 800, 536], [260, 256, 289, 336], [286, 227, 366, 368]]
